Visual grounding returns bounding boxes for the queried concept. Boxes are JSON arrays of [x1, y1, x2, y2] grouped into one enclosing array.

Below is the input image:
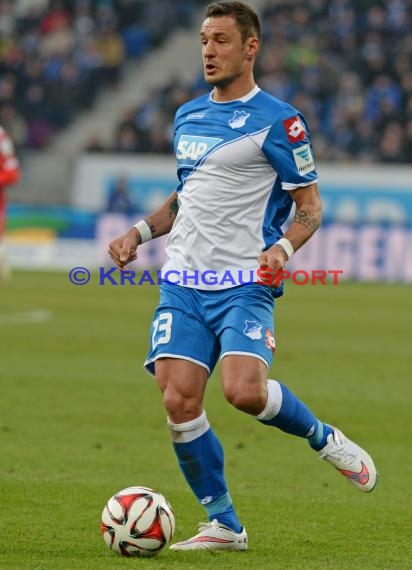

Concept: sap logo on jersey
[[176, 135, 222, 164]]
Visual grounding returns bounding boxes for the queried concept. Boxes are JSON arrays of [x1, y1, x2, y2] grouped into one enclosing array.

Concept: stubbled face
[[200, 15, 254, 89]]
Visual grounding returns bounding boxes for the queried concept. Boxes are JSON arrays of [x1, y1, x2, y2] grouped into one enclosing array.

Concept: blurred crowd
[[0, 0, 204, 149], [257, 0, 412, 163], [1, 0, 411, 163], [95, 0, 412, 163]]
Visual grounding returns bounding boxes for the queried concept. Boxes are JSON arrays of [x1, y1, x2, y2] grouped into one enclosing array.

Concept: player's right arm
[[108, 190, 179, 269]]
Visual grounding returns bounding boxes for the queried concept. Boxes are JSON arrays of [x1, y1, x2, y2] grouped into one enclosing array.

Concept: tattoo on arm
[[293, 209, 320, 233], [169, 197, 179, 219]]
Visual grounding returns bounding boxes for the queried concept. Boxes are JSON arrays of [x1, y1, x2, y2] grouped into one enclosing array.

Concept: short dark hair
[[206, 2, 261, 43]]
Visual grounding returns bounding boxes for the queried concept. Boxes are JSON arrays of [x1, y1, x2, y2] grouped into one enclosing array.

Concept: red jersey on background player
[[0, 125, 20, 281]]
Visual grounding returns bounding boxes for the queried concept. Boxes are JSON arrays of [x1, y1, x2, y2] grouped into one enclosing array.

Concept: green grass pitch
[[0, 271, 411, 569]]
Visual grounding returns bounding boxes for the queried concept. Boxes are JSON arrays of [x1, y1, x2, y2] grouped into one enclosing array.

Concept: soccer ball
[[100, 486, 175, 557]]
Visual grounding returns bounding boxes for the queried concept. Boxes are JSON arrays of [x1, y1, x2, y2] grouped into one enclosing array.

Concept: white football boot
[[319, 427, 378, 492], [170, 519, 248, 551]]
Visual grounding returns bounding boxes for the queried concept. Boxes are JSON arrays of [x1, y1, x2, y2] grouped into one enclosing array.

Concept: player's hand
[[108, 228, 140, 270], [257, 244, 288, 287]]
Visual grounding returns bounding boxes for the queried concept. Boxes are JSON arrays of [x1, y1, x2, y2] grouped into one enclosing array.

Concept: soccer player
[[0, 125, 20, 281], [108, 1, 378, 551]]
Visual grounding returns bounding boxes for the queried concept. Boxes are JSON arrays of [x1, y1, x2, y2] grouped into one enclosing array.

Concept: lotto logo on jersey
[[282, 116, 306, 143], [176, 135, 222, 165]]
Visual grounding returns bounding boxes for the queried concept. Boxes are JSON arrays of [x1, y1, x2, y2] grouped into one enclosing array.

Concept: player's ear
[[245, 37, 259, 60]]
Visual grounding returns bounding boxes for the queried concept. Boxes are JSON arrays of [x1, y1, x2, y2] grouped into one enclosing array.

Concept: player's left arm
[[284, 182, 322, 251], [258, 182, 321, 273], [0, 131, 20, 187]]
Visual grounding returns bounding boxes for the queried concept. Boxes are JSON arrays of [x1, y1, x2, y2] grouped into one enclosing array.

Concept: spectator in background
[[112, 108, 147, 153], [0, 125, 20, 281], [106, 176, 134, 217], [378, 121, 406, 162], [84, 131, 106, 152], [95, 24, 125, 87], [113, 122, 142, 153], [0, 0, 199, 149]]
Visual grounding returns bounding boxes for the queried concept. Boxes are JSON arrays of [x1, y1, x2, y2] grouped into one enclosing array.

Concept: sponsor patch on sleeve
[[292, 144, 315, 175], [282, 116, 306, 143]]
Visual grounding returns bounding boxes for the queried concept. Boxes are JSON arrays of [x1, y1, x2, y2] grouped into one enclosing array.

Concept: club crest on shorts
[[243, 320, 262, 340], [265, 328, 276, 352]]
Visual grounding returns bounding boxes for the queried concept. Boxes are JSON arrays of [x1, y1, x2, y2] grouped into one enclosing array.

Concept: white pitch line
[[0, 309, 53, 325]]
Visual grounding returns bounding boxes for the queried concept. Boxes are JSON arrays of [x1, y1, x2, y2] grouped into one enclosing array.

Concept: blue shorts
[[144, 282, 277, 377]]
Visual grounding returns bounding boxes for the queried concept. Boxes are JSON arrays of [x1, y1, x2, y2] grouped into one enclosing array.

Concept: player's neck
[[211, 77, 257, 103]]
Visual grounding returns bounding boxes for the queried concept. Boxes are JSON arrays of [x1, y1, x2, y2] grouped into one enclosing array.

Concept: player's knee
[[161, 381, 203, 422], [162, 388, 182, 413], [163, 393, 202, 423], [225, 391, 252, 412], [223, 376, 266, 415], [155, 360, 207, 422]]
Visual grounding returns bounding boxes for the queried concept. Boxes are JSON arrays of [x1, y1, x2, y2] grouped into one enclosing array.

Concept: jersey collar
[[209, 84, 260, 104]]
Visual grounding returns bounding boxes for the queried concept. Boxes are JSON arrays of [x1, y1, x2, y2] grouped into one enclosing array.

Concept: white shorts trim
[[144, 354, 211, 377], [220, 351, 269, 368]]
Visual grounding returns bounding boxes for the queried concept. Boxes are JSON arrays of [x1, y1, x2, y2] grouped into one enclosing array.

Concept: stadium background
[[1, 1, 411, 568]]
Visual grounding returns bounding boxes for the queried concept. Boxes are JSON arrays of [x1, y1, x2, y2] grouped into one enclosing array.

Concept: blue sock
[[256, 380, 333, 450], [307, 419, 334, 451], [168, 412, 242, 533]]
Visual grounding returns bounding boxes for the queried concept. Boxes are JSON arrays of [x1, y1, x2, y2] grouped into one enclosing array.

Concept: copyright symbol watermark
[[69, 267, 91, 285]]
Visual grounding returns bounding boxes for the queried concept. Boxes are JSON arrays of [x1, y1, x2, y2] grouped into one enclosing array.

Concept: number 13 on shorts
[[151, 312, 173, 349]]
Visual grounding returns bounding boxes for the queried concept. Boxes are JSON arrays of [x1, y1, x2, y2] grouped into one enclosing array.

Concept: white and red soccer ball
[[101, 486, 175, 557]]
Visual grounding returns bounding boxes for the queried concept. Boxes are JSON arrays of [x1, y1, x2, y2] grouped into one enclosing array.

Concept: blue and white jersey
[[161, 85, 318, 290]]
